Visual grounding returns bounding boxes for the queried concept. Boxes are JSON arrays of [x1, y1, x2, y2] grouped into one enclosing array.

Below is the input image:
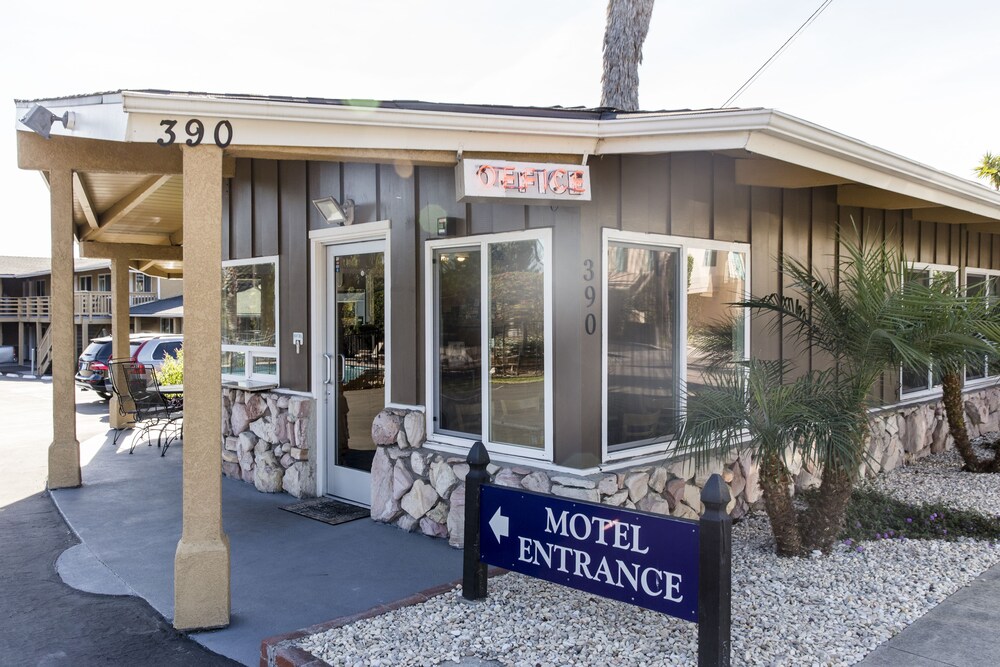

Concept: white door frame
[[309, 221, 391, 501]]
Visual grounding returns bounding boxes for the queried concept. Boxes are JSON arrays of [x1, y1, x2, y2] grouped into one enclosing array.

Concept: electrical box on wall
[[437, 216, 456, 236]]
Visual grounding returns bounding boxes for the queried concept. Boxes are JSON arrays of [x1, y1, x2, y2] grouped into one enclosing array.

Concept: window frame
[[423, 229, 554, 462], [963, 267, 1000, 387], [77, 275, 93, 291], [98, 273, 111, 292], [601, 230, 751, 462], [899, 261, 958, 400], [221, 256, 280, 383]]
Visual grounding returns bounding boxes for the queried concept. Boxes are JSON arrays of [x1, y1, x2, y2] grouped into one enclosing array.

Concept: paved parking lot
[[0, 377, 238, 665]]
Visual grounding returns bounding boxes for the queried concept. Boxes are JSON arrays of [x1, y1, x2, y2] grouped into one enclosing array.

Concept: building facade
[[0, 256, 180, 369], [16, 90, 1000, 629]]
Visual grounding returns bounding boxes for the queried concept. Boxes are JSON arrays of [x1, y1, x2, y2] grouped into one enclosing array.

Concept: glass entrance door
[[324, 240, 385, 505]]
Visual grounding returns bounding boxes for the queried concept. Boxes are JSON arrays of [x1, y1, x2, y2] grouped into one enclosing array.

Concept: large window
[[222, 258, 278, 382], [428, 230, 551, 459], [98, 274, 111, 292], [603, 232, 749, 457], [900, 263, 957, 397], [965, 269, 1000, 383]]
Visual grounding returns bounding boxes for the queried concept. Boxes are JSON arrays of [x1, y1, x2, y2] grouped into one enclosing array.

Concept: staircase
[[36, 325, 53, 375]]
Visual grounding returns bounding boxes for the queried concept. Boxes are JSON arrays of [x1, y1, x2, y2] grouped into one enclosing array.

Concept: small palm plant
[[680, 358, 864, 556], [679, 224, 982, 554], [912, 275, 1000, 472]]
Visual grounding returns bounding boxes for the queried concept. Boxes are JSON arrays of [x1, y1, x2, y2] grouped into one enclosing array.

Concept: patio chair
[[107, 359, 182, 455]]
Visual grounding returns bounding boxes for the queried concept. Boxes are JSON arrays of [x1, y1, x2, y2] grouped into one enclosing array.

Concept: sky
[[2, 0, 999, 257]]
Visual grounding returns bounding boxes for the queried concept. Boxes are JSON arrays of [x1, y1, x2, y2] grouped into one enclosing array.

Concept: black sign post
[[461, 442, 732, 666], [698, 475, 732, 667], [462, 441, 490, 601]]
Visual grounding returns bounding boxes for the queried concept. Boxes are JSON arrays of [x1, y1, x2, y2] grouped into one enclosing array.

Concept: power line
[[722, 0, 835, 108]]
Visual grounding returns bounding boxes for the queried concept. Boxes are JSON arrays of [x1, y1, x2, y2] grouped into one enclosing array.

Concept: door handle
[[323, 353, 333, 385], [338, 354, 347, 383]]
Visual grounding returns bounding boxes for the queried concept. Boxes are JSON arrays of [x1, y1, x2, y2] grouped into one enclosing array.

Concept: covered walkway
[[51, 431, 463, 666]]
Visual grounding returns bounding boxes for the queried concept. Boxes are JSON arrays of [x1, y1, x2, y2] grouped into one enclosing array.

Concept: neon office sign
[[455, 159, 591, 204]]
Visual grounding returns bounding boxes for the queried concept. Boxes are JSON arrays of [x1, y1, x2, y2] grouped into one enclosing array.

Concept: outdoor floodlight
[[312, 196, 355, 226], [19, 104, 76, 139]]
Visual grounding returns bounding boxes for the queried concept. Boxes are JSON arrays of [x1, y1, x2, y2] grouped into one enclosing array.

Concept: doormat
[[279, 497, 370, 526]]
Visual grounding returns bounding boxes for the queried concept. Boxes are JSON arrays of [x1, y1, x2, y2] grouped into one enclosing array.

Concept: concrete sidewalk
[[857, 561, 1000, 666], [50, 431, 463, 666]]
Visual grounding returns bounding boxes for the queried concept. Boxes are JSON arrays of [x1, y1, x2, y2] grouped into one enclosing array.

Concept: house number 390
[[156, 119, 234, 148], [583, 259, 596, 335]]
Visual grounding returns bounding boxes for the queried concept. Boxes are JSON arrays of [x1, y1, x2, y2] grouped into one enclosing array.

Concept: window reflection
[[686, 248, 747, 395], [436, 249, 482, 437], [489, 240, 545, 448], [607, 242, 679, 449]]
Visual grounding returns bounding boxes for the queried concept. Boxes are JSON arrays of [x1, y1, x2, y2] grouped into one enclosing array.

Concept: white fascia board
[[14, 93, 129, 142], [32, 91, 1000, 220], [747, 111, 1000, 219], [121, 91, 602, 155]]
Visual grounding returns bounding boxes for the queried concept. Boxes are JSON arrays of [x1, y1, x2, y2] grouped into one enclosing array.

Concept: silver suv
[[133, 335, 183, 372]]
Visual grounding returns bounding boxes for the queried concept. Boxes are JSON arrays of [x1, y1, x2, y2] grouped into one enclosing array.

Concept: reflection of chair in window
[[621, 411, 660, 442], [443, 399, 481, 435], [495, 396, 543, 446]]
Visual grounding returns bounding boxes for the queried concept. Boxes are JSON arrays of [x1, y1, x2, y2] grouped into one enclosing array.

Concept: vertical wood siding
[[225, 153, 1000, 466]]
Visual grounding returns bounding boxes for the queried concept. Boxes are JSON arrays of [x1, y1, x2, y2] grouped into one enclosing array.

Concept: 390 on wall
[[156, 119, 233, 148]]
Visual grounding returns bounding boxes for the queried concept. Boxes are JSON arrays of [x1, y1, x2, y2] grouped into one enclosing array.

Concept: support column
[[18, 322, 25, 368], [109, 257, 133, 428], [35, 321, 42, 369], [174, 145, 230, 630], [47, 170, 80, 489]]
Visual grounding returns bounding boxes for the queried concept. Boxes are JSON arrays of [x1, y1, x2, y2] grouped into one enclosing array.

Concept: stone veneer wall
[[369, 386, 1000, 548], [220, 389, 316, 498]]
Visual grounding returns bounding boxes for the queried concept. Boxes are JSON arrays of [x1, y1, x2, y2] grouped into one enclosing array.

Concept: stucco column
[[174, 145, 230, 630], [47, 170, 80, 489], [109, 257, 132, 428]]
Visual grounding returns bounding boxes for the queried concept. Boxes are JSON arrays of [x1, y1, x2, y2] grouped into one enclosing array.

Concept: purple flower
[[943, 529, 948, 535], [856, 545, 864, 552], [906, 518, 913, 523], [843, 539, 853, 546]]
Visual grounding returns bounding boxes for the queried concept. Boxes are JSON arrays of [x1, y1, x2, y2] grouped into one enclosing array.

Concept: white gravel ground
[[296, 455, 1000, 667]]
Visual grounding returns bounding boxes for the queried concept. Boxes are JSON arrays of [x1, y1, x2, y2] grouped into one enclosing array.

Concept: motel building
[[14, 90, 1000, 630]]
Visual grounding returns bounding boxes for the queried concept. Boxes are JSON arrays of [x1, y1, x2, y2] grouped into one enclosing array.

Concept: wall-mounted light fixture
[[311, 196, 355, 226], [19, 104, 76, 139]]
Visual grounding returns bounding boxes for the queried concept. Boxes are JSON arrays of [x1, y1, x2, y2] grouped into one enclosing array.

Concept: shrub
[[157, 348, 183, 387]]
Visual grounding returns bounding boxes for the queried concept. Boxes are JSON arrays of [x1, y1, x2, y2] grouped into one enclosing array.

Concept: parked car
[[133, 335, 183, 373], [75, 334, 159, 399], [0, 345, 15, 366]]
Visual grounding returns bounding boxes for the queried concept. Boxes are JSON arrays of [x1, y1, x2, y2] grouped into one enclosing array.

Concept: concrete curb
[[259, 568, 507, 667]]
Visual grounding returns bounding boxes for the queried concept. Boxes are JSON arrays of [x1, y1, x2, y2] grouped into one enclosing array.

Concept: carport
[[17, 127, 230, 629]]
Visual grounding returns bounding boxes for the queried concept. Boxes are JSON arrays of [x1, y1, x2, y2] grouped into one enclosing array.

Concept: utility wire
[[722, 0, 835, 107]]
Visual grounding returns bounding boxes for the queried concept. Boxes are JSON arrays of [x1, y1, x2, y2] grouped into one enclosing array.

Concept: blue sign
[[479, 484, 700, 621]]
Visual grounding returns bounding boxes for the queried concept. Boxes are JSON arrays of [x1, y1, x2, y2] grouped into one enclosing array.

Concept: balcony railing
[[0, 292, 157, 320]]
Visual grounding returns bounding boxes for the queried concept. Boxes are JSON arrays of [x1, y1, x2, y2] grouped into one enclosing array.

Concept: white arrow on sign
[[489, 506, 509, 543]]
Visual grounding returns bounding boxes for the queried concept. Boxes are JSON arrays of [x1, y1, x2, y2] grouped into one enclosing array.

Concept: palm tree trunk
[[601, 0, 655, 111], [940, 371, 987, 472], [800, 467, 854, 553], [758, 453, 803, 556]]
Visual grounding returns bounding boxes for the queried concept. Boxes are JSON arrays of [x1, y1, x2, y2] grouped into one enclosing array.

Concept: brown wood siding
[[231, 160, 253, 260], [810, 187, 838, 373], [278, 161, 309, 391], [621, 155, 669, 235], [222, 153, 1000, 472], [712, 155, 750, 243], [670, 153, 713, 238], [781, 188, 811, 381], [382, 164, 419, 404], [253, 160, 279, 257]]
